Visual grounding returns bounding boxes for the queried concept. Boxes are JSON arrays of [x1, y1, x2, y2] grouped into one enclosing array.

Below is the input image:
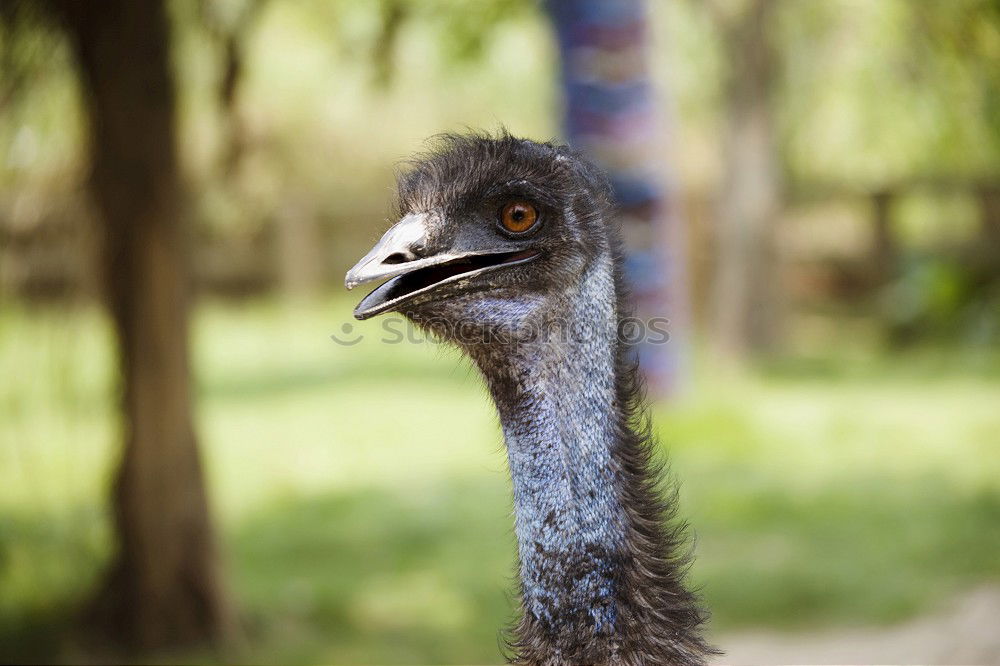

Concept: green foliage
[[0, 2, 82, 189], [882, 254, 1000, 345], [772, 0, 1000, 184], [413, 0, 538, 65], [1, 299, 999, 663]]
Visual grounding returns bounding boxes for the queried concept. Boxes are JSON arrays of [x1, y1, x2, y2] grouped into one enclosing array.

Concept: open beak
[[345, 213, 540, 320]]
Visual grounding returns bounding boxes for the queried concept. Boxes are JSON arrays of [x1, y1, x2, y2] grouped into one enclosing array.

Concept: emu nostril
[[382, 252, 412, 265], [383, 242, 428, 264]]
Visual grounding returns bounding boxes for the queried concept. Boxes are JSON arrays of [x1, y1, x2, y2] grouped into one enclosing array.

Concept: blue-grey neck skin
[[474, 256, 628, 632]]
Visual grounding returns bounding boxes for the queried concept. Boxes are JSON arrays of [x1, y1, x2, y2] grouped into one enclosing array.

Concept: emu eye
[[500, 201, 539, 233]]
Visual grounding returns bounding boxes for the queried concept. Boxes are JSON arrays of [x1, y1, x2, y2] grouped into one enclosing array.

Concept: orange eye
[[500, 201, 539, 233]]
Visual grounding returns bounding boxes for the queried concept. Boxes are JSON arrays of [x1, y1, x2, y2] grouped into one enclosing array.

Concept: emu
[[346, 133, 713, 665]]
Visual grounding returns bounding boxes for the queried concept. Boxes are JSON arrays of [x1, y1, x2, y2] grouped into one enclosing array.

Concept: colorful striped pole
[[547, 0, 689, 396]]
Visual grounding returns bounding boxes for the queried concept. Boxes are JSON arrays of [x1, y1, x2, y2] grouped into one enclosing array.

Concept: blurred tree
[[372, 0, 407, 89], [194, 0, 328, 300], [910, 0, 1000, 265], [547, 0, 690, 395], [0, 5, 34, 114], [365, 0, 535, 80], [34, 0, 235, 652], [704, 0, 783, 358], [196, 0, 269, 176]]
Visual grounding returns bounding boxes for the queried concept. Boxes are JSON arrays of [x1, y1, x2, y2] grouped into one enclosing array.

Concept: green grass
[[1, 297, 999, 664]]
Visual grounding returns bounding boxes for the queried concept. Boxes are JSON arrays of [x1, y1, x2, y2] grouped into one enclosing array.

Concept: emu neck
[[470, 256, 711, 664], [477, 261, 626, 633]]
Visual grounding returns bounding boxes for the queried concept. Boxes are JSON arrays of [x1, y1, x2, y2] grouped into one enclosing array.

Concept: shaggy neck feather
[[472, 253, 712, 665]]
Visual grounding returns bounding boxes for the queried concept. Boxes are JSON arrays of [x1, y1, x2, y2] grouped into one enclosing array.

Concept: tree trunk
[[711, 0, 783, 358], [58, 0, 235, 652], [978, 184, 1000, 266], [870, 189, 898, 286]]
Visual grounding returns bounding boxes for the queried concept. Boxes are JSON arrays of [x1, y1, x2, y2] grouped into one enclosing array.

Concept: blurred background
[[1, 0, 999, 663]]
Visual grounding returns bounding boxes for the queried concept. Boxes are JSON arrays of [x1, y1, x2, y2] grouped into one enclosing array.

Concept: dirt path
[[716, 586, 1000, 665]]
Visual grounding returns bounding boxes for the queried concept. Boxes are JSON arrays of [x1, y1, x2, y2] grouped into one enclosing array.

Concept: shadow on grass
[[691, 474, 1000, 632], [3, 476, 998, 664], [228, 473, 1000, 663], [0, 508, 108, 664], [228, 478, 516, 665]]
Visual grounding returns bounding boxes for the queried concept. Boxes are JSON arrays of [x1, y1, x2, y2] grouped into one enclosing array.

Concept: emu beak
[[345, 213, 541, 321], [345, 213, 457, 290]]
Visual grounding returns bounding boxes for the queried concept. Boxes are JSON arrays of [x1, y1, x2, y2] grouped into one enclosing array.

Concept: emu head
[[345, 134, 614, 344]]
